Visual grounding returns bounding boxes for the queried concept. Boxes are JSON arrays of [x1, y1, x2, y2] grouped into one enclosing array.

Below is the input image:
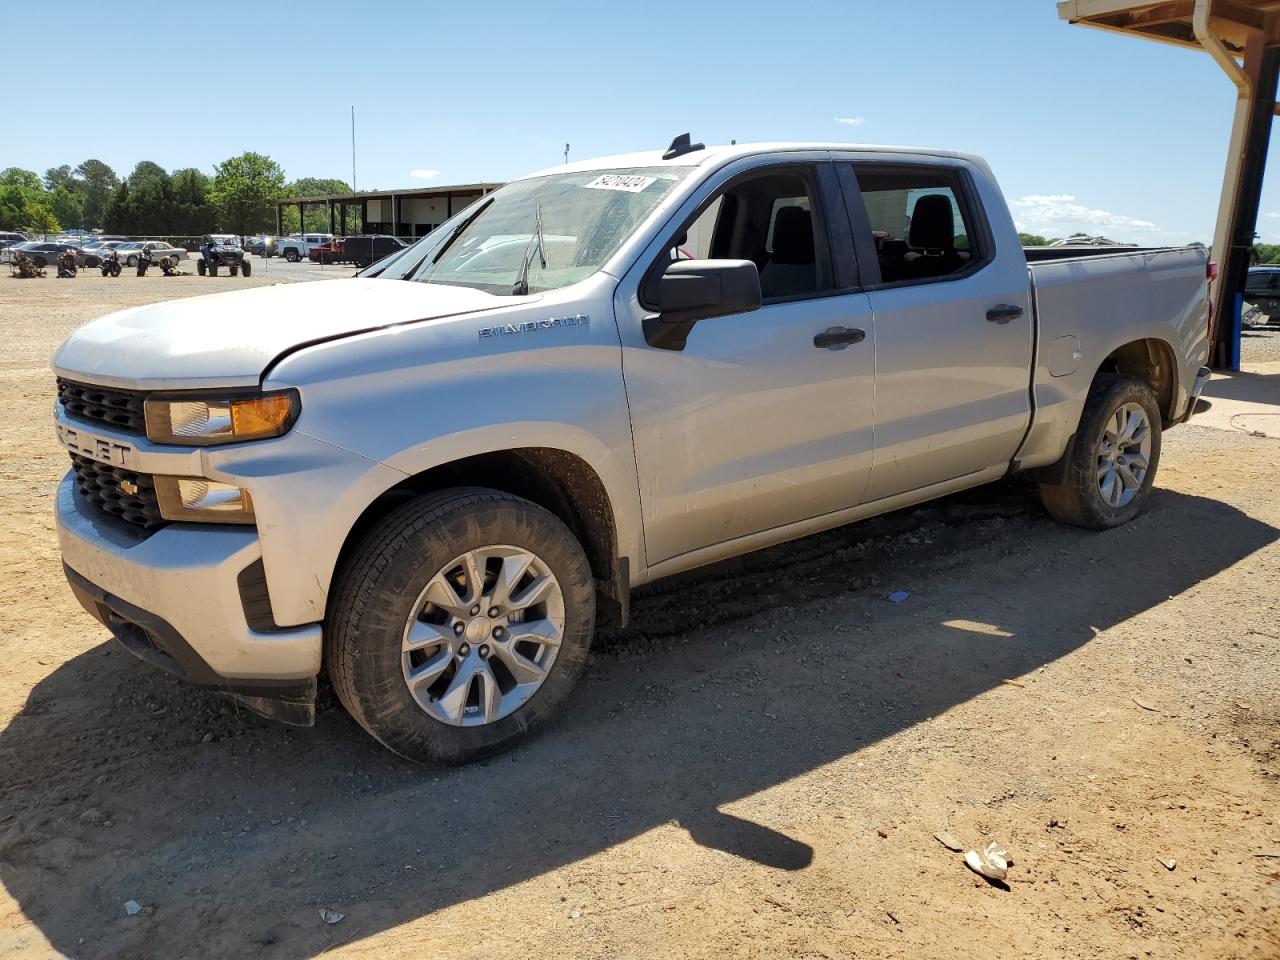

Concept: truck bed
[[1016, 244, 1211, 474]]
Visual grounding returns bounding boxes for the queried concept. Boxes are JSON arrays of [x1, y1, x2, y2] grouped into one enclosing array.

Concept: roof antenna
[[662, 132, 705, 161]]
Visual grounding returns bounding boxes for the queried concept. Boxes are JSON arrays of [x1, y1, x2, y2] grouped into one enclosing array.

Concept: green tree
[[74, 159, 119, 230], [102, 183, 133, 234], [0, 168, 47, 232], [170, 168, 216, 235], [281, 177, 353, 233], [49, 186, 84, 230], [44, 165, 77, 192], [1018, 233, 1048, 246], [1, 168, 43, 191], [210, 152, 285, 234], [25, 203, 61, 235]]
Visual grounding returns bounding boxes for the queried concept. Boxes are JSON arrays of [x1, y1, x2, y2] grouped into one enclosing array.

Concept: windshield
[[363, 167, 692, 294]]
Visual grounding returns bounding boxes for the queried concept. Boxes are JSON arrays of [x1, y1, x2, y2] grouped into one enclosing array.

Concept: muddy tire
[[327, 488, 596, 764], [1039, 375, 1162, 530]]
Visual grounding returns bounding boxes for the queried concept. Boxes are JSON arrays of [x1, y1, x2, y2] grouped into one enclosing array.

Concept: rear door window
[[849, 165, 987, 286]]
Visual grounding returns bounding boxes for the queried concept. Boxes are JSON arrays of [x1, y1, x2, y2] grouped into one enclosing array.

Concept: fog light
[[155, 476, 255, 524]]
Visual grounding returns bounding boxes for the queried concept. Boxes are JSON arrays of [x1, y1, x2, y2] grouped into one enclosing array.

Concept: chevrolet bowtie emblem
[[119, 479, 139, 496]]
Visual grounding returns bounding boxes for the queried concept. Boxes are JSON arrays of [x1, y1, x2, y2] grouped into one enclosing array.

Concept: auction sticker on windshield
[[584, 174, 657, 193]]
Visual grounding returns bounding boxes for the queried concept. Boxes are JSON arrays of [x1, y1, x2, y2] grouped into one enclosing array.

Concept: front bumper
[[56, 475, 322, 724], [1177, 365, 1213, 424]]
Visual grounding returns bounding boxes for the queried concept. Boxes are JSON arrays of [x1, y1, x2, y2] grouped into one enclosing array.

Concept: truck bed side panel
[[1017, 248, 1210, 470]]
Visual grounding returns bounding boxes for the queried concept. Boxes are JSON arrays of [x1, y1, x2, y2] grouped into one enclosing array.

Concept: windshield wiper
[[512, 202, 546, 296], [400, 195, 495, 280]]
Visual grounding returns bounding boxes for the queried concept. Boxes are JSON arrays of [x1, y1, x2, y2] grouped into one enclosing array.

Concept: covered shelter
[[1058, 0, 1280, 369], [274, 182, 502, 244]]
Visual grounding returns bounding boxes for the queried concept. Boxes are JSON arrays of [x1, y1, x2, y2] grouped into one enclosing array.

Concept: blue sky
[[13, 0, 1280, 244]]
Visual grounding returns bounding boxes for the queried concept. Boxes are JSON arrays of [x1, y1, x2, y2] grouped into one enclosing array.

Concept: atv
[[197, 234, 251, 277]]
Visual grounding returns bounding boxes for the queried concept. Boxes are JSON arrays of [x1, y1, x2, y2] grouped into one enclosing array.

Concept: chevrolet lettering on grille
[[56, 423, 134, 467]]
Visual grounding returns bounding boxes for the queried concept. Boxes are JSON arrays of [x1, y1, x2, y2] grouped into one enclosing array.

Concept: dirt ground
[[0, 272, 1277, 960]]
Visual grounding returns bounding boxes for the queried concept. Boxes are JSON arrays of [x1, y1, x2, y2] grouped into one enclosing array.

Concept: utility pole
[[564, 143, 570, 165], [351, 106, 357, 190]]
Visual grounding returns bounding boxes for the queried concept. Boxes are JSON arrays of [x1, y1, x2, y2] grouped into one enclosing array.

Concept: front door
[[620, 161, 877, 566]]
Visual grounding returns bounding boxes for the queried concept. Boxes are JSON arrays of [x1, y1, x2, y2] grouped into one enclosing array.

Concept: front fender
[[258, 275, 644, 616]]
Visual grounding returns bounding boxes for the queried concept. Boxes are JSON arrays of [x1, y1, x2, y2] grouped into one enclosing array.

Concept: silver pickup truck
[[51, 139, 1212, 763]]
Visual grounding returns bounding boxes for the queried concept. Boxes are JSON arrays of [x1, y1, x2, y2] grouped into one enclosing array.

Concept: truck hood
[[52, 278, 509, 390]]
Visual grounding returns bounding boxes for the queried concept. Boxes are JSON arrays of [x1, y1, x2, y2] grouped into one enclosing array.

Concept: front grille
[[57, 378, 147, 435], [69, 453, 166, 530]]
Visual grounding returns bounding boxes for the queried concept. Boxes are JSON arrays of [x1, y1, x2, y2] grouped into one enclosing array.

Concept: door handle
[[813, 326, 866, 349], [986, 303, 1024, 324]]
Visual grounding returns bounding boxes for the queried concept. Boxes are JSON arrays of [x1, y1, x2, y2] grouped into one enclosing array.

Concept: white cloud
[[1010, 194, 1158, 233], [833, 116, 865, 126], [1266, 212, 1280, 220], [409, 169, 441, 180]]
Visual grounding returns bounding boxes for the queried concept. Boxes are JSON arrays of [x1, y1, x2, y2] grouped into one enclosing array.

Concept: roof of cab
[[518, 141, 986, 181]]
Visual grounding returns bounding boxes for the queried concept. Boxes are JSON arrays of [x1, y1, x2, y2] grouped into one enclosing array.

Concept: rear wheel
[[285, 249, 299, 262], [229, 264, 239, 277], [1039, 375, 1162, 529], [327, 488, 596, 764], [197, 259, 207, 276], [126, 256, 137, 266]]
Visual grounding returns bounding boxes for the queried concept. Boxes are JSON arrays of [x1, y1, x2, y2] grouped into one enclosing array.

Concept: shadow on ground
[[1, 485, 1274, 958]]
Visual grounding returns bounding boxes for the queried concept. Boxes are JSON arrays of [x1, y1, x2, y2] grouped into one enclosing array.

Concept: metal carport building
[[274, 182, 503, 244], [1059, 0, 1280, 370]]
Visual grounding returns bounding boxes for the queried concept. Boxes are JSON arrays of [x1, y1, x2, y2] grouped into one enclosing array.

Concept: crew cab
[[277, 232, 334, 262], [51, 139, 1212, 763]]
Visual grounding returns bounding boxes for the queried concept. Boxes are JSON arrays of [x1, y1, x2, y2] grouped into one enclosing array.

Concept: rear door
[[836, 158, 1033, 501]]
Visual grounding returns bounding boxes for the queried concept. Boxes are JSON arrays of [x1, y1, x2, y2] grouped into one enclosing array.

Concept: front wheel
[[197, 259, 206, 276], [327, 488, 596, 764], [285, 249, 299, 262], [241, 259, 251, 277], [1039, 375, 1162, 529]]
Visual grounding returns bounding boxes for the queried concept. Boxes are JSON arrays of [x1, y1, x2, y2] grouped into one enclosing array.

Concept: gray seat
[[760, 206, 817, 298]]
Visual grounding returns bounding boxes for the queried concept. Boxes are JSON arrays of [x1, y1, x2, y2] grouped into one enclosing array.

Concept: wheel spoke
[[424, 575, 469, 618], [509, 574, 555, 611], [460, 550, 489, 605], [506, 617, 563, 649], [405, 619, 454, 650], [437, 663, 477, 724], [476, 662, 502, 722], [407, 648, 452, 689], [492, 551, 534, 607], [1118, 461, 1143, 491], [1100, 468, 1120, 506], [490, 640, 548, 685]]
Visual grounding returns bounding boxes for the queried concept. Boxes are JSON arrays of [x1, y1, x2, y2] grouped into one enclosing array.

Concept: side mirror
[[644, 259, 762, 350]]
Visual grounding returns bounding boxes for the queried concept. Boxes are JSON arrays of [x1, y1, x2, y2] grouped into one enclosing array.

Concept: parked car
[[308, 238, 347, 264], [0, 231, 30, 249], [1244, 267, 1280, 318], [277, 232, 334, 262], [111, 241, 187, 268], [51, 139, 1211, 763], [80, 240, 129, 268], [1241, 300, 1270, 329], [344, 234, 408, 269], [244, 235, 276, 257], [13, 242, 85, 268]]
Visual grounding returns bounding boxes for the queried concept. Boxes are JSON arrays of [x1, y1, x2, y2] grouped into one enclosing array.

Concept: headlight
[[144, 390, 298, 446], [155, 477, 255, 524]]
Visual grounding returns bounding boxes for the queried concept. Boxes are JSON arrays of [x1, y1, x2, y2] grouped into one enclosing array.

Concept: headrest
[[770, 206, 815, 265], [908, 194, 956, 252]]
